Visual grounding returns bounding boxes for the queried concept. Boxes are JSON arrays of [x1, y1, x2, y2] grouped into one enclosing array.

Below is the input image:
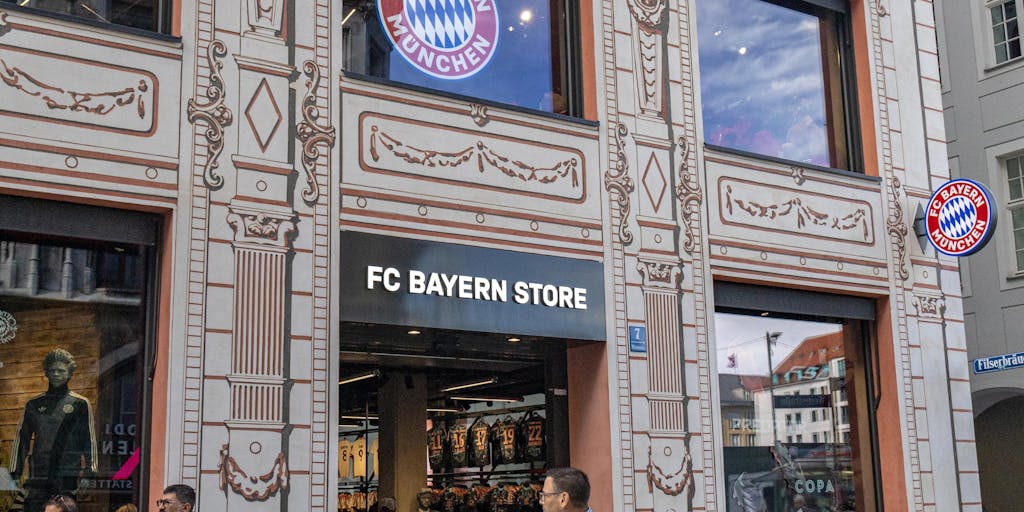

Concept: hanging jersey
[[428, 423, 448, 471], [352, 436, 368, 477], [523, 413, 545, 462], [468, 417, 491, 467], [370, 438, 379, 476], [489, 419, 504, 465], [449, 422, 470, 467], [498, 416, 518, 464], [338, 438, 352, 478]]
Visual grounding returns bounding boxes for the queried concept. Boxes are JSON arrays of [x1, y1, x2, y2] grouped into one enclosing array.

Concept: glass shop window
[[715, 312, 876, 512], [696, 0, 859, 171], [342, 0, 577, 115], [0, 0, 170, 33], [0, 235, 153, 512]]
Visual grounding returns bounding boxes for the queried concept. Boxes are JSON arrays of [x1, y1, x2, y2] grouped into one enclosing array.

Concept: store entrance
[[337, 323, 569, 512]]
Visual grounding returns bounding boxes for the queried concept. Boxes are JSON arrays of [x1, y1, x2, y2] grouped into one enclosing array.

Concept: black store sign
[[340, 231, 606, 340]]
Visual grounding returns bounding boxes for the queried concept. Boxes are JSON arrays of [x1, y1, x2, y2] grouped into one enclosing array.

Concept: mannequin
[[8, 349, 96, 512]]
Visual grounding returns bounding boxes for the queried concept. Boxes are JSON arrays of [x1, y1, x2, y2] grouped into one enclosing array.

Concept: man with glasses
[[155, 484, 195, 512], [538, 467, 590, 512]]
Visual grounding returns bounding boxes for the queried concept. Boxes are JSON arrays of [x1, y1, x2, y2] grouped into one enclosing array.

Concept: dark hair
[[164, 484, 197, 509], [546, 467, 590, 509], [44, 494, 78, 512], [43, 349, 77, 374]]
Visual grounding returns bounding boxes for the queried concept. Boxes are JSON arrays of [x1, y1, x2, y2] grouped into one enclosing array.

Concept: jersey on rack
[[468, 417, 491, 467], [518, 411, 545, 462], [497, 416, 519, 464], [449, 421, 470, 467], [428, 421, 449, 472]]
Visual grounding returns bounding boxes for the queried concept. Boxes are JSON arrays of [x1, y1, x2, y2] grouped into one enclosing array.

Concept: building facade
[[0, 0, 982, 511], [935, 0, 1024, 509]]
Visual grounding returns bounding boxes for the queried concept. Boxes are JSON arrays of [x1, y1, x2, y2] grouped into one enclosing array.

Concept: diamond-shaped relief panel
[[642, 152, 666, 212], [245, 78, 283, 153]]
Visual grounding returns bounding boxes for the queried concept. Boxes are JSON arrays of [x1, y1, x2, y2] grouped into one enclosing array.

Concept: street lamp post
[[766, 331, 782, 446]]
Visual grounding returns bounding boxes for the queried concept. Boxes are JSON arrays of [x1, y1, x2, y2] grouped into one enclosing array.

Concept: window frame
[[340, 0, 586, 119], [986, 0, 1024, 66], [0, 194, 162, 511], [1003, 153, 1024, 274], [0, 0, 176, 37], [698, 0, 864, 173]]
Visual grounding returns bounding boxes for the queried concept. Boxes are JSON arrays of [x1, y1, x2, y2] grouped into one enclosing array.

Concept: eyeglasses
[[155, 498, 179, 507], [538, 491, 565, 501]]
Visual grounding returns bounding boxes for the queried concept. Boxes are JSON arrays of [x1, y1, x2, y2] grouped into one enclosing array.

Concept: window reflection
[[1, 0, 164, 32], [1, 238, 148, 511], [716, 313, 859, 512], [697, 0, 849, 169], [342, 0, 569, 114]]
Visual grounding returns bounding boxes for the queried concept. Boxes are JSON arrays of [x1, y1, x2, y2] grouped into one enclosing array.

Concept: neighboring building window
[[696, 0, 859, 170], [812, 410, 818, 422], [1006, 155, 1024, 271], [989, 0, 1022, 64], [342, 0, 578, 115], [731, 434, 741, 446], [1, 0, 170, 33]]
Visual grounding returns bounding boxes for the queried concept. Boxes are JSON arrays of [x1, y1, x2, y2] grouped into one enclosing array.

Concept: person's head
[[541, 467, 590, 512], [379, 497, 397, 512], [158, 484, 196, 512], [44, 494, 77, 512], [792, 494, 806, 508], [43, 349, 77, 388], [416, 489, 434, 509], [115, 505, 139, 512]]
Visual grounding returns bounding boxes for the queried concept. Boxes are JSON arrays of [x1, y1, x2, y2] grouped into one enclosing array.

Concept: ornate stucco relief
[[295, 60, 336, 205], [720, 177, 875, 244], [218, 444, 289, 501], [626, 0, 667, 117], [605, 123, 635, 245], [912, 294, 945, 318], [886, 177, 910, 281], [0, 45, 155, 132], [187, 40, 233, 190], [362, 114, 583, 200], [675, 137, 702, 254], [245, 0, 285, 36]]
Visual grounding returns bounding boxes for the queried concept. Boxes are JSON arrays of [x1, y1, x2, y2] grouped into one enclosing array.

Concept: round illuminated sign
[[377, 0, 499, 80], [925, 178, 998, 257]]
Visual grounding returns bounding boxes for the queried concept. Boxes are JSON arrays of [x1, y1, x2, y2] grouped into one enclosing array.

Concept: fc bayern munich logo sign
[[926, 178, 998, 257], [378, 0, 499, 80]]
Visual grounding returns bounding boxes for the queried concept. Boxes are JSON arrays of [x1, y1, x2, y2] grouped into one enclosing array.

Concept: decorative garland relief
[[218, 444, 289, 501]]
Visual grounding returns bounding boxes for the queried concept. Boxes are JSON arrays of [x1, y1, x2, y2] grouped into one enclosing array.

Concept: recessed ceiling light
[[760, 312, 770, 317], [507, 337, 521, 343], [408, 330, 421, 335]]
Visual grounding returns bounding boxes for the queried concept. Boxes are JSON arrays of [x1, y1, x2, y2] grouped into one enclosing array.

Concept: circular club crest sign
[[926, 178, 998, 257], [378, 0, 499, 80]]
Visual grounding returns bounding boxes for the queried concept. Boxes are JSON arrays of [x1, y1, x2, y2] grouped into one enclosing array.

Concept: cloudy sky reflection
[[697, 0, 832, 167]]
